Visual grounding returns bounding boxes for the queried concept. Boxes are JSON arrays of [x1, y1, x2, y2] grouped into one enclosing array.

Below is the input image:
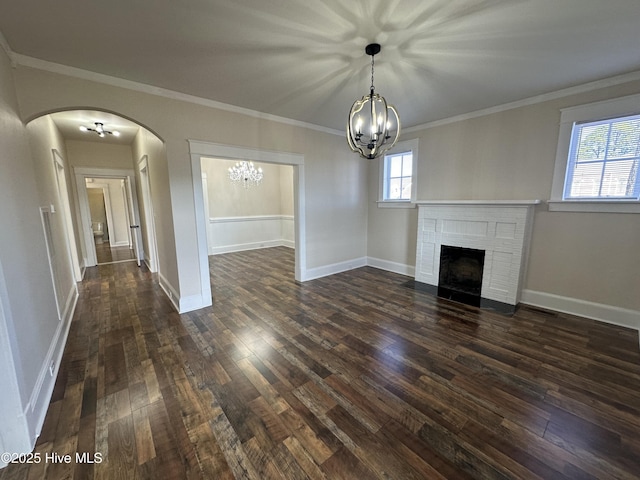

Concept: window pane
[[576, 124, 608, 161], [607, 119, 640, 160], [402, 155, 413, 177], [388, 178, 402, 199], [601, 160, 637, 197], [400, 178, 412, 199], [389, 156, 403, 177], [569, 162, 603, 197]]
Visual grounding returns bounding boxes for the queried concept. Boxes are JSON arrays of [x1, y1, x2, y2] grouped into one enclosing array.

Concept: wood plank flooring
[[95, 242, 136, 264], [2, 246, 639, 479]]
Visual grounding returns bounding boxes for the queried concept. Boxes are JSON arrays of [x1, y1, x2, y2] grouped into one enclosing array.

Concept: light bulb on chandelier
[[228, 161, 264, 188], [79, 122, 120, 138], [347, 43, 400, 160]]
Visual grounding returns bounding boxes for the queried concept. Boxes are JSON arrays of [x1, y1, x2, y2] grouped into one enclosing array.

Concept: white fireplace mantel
[[415, 200, 541, 308]]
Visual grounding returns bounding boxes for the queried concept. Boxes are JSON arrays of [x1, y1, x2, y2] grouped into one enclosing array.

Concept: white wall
[[202, 159, 294, 254], [132, 126, 176, 284], [66, 139, 136, 170], [26, 116, 78, 316], [0, 47, 72, 461]]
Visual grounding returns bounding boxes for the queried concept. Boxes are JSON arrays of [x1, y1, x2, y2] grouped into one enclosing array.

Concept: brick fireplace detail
[[415, 200, 539, 311]]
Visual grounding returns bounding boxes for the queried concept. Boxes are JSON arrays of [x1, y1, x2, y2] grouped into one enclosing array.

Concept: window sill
[[548, 200, 640, 213], [376, 200, 416, 209]]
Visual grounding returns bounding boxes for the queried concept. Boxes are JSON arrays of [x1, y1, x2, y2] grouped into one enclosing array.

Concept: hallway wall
[[132, 126, 177, 287], [0, 47, 68, 460]]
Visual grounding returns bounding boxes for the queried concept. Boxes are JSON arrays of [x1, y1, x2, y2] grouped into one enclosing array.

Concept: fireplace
[[414, 200, 539, 313], [438, 246, 485, 307]]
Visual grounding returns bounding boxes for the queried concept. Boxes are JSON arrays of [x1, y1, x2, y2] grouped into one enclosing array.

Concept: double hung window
[[550, 93, 640, 213], [383, 151, 413, 201], [378, 139, 418, 206], [564, 114, 640, 200]]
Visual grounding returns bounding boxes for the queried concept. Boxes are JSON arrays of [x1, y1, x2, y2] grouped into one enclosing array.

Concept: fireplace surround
[[414, 200, 539, 313]]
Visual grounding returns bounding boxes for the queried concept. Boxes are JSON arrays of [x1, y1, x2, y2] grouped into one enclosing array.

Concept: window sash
[[383, 152, 412, 200], [564, 113, 640, 200]]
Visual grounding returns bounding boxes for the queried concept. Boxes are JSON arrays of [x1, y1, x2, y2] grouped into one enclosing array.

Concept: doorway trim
[[137, 155, 159, 272], [52, 149, 82, 282], [74, 167, 144, 267], [189, 141, 306, 305]]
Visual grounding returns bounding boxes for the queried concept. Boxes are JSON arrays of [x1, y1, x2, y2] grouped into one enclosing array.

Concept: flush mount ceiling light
[[79, 122, 120, 138], [228, 161, 263, 188], [347, 43, 400, 160]]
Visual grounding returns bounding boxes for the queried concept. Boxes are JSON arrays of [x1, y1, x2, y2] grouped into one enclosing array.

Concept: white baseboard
[[367, 257, 415, 277], [179, 293, 212, 313], [521, 289, 640, 333], [207, 215, 295, 256], [209, 240, 290, 256], [158, 272, 212, 314], [303, 257, 367, 282], [158, 272, 180, 312], [25, 285, 78, 445], [110, 240, 130, 247]]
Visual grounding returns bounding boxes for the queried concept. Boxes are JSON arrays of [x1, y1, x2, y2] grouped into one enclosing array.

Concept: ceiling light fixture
[[79, 122, 120, 138], [228, 161, 263, 188], [347, 43, 400, 160]]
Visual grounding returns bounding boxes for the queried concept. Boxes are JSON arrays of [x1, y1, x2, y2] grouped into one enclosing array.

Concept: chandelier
[[79, 122, 120, 138], [228, 161, 264, 188], [347, 43, 400, 160]]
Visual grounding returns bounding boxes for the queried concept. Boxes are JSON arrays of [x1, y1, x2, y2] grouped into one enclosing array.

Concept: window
[[378, 139, 418, 207], [384, 152, 413, 200], [564, 114, 640, 200], [550, 93, 640, 213]]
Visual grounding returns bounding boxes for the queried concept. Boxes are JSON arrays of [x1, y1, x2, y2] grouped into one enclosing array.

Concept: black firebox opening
[[437, 245, 485, 307]]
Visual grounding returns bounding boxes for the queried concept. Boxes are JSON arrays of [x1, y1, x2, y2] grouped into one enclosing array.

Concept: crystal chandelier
[[347, 43, 400, 160], [228, 161, 264, 188]]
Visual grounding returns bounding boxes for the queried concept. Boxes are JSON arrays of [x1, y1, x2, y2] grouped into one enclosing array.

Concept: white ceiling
[[2, 0, 640, 133]]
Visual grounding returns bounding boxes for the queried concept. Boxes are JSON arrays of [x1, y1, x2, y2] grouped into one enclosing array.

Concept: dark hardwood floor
[[95, 241, 136, 264], [2, 246, 639, 479]]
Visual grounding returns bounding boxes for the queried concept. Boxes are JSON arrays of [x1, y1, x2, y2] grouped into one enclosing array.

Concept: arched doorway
[[26, 108, 164, 275]]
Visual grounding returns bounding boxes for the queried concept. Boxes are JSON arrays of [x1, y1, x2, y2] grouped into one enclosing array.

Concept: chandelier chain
[[370, 55, 375, 94]]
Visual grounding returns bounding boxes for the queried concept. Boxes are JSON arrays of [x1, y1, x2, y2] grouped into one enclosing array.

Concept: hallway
[[95, 242, 137, 264], [1, 248, 639, 479]]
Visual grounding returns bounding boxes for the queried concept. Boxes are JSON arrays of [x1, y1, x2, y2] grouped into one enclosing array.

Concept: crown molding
[[404, 70, 640, 134], [12, 51, 640, 138], [13, 53, 344, 137]]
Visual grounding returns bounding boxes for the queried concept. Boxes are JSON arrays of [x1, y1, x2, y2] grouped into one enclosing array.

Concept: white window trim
[[550, 93, 640, 213], [377, 138, 419, 209]]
